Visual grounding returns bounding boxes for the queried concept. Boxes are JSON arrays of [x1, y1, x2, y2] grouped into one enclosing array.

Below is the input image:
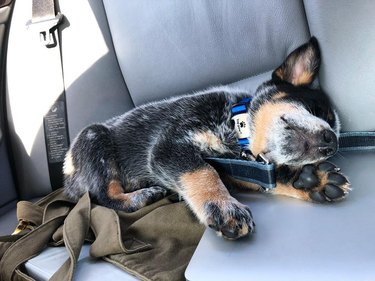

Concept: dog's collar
[[231, 97, 253, 159], [231, 97, 271, 167]]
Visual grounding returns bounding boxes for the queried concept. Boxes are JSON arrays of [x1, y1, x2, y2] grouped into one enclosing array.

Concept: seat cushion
[[186, 151, 375, 280], [25, 245, 137, 281]]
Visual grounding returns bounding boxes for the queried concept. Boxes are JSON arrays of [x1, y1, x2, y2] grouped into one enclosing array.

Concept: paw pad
[[324, 184, 345, 199], [293, 164, 319, 189], [293, 161, 349, 203]]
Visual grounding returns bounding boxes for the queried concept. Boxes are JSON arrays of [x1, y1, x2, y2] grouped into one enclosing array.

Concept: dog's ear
[[272, 37, 321, 86]]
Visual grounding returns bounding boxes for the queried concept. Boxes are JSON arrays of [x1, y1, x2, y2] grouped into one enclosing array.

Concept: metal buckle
[[12, 220, 34, 235], [240, 149, 253, 160], [26, 12, 63, 46], [256, 153, 272, 192], [256, 153, 270, 164]]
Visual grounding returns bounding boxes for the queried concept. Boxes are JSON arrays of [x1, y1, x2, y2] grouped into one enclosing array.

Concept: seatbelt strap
[[206, 157, 276, 191], [207, 131, 375, 191], [28, 0, 69, 190], [339, 131, 375, 151]]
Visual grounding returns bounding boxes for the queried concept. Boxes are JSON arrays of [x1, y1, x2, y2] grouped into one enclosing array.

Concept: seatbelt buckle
[[26, 12, 63, 46]]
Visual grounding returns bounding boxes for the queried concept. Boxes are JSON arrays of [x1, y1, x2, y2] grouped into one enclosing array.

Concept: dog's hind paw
[[293, 161, 350, 202]]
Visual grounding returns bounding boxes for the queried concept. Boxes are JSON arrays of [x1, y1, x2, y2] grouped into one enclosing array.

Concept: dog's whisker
[[335, 151, 347, 160]]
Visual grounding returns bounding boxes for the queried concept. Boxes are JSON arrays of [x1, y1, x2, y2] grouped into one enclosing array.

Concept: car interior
[[1, 0, 375, 280]]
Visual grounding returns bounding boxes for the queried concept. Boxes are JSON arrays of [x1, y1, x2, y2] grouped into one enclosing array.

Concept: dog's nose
[[319, 130, 338, 156], [319, 147, 336, 157], [323, 130, 335, 144]]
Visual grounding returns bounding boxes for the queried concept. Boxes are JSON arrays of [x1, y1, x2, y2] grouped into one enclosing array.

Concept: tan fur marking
[[180, 168, 230, 218], [192, 131, 227, 153], [272, 92, 288, 100], [63, 150, 75, 176], [270, 183, 311, 201], [316, 170, 329, 191], [251, 102, 296, 156], [107, 180, 126, 200], [293, 71, 313, 86], [275, 68, 284, 80]]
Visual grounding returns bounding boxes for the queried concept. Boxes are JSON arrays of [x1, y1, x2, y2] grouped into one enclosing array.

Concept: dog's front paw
[[204, 200, 255, 240], [293, 161, 350, 202]]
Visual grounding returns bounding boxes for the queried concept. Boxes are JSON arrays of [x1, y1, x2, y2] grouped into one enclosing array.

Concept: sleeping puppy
[[63, 37, 350, 240]]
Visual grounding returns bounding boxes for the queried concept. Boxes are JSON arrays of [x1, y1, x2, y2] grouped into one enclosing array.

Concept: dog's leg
[[64, 124, 167, 212], [224, 161, 350, 203], [178, 166, 255, 239], [104, 182, 168, 212], [150, 141, 255, 239]]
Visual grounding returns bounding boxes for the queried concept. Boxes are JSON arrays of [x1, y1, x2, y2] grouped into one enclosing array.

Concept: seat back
[[8, 0, 354, 198], [304, 0, 375, 131], [103, 0, 310, 105]]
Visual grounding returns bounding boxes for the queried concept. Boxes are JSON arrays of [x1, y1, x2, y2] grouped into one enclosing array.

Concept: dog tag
[[232, 113, 251, 139]]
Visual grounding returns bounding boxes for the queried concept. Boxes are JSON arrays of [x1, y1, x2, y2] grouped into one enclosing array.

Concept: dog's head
[[249, 37, 340, 166]]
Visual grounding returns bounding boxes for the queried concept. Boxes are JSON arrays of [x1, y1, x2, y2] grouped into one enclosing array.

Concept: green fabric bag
[[0, 189, 204, 281]]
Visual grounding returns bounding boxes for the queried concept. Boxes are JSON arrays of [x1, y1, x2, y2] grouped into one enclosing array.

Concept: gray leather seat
[[1, 0, 375, 280]]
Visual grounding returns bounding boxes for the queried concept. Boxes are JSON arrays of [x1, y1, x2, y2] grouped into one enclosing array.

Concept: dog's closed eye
[[280, 115, 292, 130]]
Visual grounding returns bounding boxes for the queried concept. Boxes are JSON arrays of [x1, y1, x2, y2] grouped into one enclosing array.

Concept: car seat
[[1, 0, 374, 280]]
